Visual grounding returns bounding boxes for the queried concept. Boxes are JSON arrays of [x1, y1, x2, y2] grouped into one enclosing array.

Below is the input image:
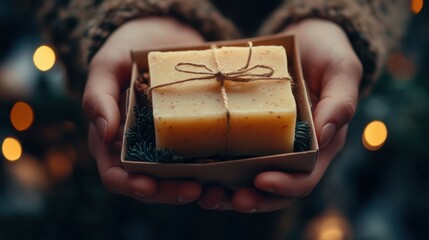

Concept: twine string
[[147, 42, 291, 155]]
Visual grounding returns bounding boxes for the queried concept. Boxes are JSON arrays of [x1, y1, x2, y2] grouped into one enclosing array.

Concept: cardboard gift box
[[121, 34, 319, 190]]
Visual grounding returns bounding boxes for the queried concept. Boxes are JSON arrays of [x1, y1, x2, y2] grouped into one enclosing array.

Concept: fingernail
[[207, 203, 220, 210], [95, 117, 107, 141], [177, 196, 193, 204], [250, 208, 258, 213], [265, 187, 276, 194], [134, 191, 149, 198], [321, 123, 336, 149]]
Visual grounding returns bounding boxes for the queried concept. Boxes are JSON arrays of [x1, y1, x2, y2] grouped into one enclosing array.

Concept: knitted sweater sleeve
[[259, 0, 411, 93], [37, 0, 239, 94]]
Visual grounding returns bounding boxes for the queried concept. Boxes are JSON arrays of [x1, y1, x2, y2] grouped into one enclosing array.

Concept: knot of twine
[[147, 42, 291, 154]]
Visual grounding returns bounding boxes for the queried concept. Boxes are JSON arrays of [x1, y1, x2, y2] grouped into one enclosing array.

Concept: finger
[[198, 186, 233, 211], [90, 123, 202, 204], [231, 188, 294, 213], [88, 123, 158, 197], [140, 180, 202, 205], [254, 171, 310, 197], [255, 126, 348, 196], [315, 56, 362, 148], [83, 54, 131, 143], [104, 167, 158, 198]]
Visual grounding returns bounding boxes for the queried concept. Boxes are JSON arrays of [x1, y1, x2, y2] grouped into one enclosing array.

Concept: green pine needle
[[294, 121, 312, 152], [126, 141, 176, 163], [125, 95, 175, 163]]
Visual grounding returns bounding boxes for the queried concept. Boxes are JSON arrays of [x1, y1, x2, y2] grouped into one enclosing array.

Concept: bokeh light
[[305, 210, 352, 240], [363, 121, 388, 151], [10, 101, 34, 131], [2, 137, 22, 161], [33, 45, 56, 71], [46, 150, 74, 181], [319, 225, 344, 240], [411, 0, 424, 14], [7, 154, 49, 189], [387, 53, 416, 81]]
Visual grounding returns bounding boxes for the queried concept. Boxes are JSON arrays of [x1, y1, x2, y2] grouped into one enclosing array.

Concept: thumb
[[83, 61, 128, 143], [314, 59, 362, 149]]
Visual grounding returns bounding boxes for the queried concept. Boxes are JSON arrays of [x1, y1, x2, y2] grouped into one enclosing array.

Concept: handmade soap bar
[[148, 45, 296, 158]]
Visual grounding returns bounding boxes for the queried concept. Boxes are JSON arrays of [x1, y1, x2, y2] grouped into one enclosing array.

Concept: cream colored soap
[[148, 45, 296, 158]]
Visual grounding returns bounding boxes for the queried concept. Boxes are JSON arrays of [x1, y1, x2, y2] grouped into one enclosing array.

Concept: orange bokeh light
[[8, 154, 49, 189], [33, 45, 56, 71], [304, 210, 352, 240], [363, 121, 388, 151], [10, 101, 34, 131], [319, 227, 344, 240], [2, 137, 22, 161], [411, 0, 424, 14], [46, 151, 74, 180], [387, 53, 415, 80]]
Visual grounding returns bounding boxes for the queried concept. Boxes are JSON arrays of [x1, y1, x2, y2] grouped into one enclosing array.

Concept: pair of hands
[[84, 17, 362, 213]]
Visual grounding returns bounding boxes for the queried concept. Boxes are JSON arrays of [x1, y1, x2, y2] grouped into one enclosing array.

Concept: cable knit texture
[[38, 0, 101, 95], [37, 0, 240, 94], [37, 0, 410, 95], [85, 0, 240, 61]]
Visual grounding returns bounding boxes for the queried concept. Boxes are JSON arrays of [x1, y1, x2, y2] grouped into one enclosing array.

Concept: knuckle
[[98, 169, 126, 195], [339, 97, 357, 123], [299, 182, 316, 197], [99, 177, 117, 194], [332, 53, 364, 81], [353, 58, 363, 78], [88, 58, 97, 71], [88, 49, 109, 69], [82, 93, 95, 117], [342, 55, 364, 80], [88, 56, 103, 73]]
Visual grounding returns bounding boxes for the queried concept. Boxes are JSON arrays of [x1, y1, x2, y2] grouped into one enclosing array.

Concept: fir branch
[[126, 141, 176, 163], [125, 95, 175, 163], [294, 121, 311, 152], [125, 104, 154, 146]]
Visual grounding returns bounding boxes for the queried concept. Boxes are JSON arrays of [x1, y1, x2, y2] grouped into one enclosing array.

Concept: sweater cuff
[[259, 0, 410, 94], [85, 0, 240, 62]]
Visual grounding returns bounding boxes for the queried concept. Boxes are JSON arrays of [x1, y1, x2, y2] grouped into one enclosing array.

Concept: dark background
[[1, 1, 428, 239]]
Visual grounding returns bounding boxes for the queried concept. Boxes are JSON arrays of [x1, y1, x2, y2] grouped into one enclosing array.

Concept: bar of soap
[[148, 45, 296, 158]]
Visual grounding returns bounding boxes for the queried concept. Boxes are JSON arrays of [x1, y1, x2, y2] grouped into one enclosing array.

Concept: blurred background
[[0, 0, 428, 239]]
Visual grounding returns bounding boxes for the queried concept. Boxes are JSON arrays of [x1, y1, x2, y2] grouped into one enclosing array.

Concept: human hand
[[84, 17, 205, 204], [198, 19, 362, 213]]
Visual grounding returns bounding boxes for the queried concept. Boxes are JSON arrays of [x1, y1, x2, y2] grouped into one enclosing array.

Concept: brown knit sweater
[[37, 0, 410, 95]]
